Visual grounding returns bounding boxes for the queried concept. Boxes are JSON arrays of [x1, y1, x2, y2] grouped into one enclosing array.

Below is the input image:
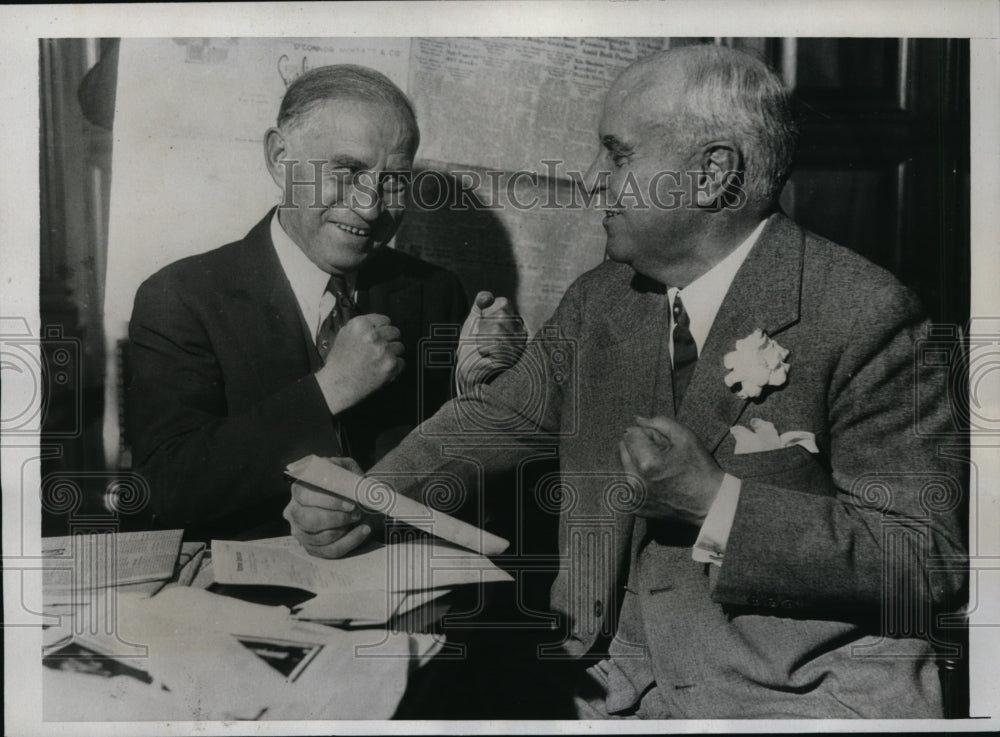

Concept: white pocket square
[[730, 418, 818, 455]]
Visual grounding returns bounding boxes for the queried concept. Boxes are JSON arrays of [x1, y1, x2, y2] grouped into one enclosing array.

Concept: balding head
[[611, 45, 797, 207], [278, 64, 420, 153]]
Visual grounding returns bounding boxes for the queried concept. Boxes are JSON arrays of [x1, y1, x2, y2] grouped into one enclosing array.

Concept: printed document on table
[[42, 529, 184, 596], [213, 536, 512, 594]]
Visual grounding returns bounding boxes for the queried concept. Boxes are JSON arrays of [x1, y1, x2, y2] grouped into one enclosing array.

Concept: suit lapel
[[599, 270, 673, 420], [355, 248, 422, 338], [225, 210, 317, 387], [677, 213, 805, 453]]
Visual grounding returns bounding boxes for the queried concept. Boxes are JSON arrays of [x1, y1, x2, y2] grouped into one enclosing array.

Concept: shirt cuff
[[692, 474, 742, 566]]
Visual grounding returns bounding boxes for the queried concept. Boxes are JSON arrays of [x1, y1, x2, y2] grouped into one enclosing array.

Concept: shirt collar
[[270, 211, 357, 341], [668, 218, 767, 355]]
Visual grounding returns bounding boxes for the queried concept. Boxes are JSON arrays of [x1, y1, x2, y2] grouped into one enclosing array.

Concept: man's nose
[[582, 155, 608, 196]]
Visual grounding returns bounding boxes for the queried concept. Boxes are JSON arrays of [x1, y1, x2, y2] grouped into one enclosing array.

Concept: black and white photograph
[[3, 1, 999, 734]]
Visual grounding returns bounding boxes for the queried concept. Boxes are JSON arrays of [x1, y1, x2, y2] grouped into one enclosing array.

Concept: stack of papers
[[212, 536, 512, 626], [40, 457, 512, 720], [40, 525, 456, 720], [43, 587, 440, 721], [41, 530, 208, 652], [204, 455, 515, 626]]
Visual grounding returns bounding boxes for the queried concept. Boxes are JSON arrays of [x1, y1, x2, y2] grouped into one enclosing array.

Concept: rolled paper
[[286, 455, 509, 556]]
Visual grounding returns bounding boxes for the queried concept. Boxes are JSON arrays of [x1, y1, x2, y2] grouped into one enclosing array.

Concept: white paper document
[[285, 455, 509, 555], [292, 587, 452, 627], [212, 536, 512, 595], [42, 529, 184, 598]]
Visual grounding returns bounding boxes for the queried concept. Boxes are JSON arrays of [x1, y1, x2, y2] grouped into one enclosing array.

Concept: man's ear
[[264, 127, 289, 191], [694, 141, 744, 208]]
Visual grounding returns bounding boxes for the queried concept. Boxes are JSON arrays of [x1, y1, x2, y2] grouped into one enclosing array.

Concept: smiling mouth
[[332, 221, 372, 237], [602, 208, 624, 220]]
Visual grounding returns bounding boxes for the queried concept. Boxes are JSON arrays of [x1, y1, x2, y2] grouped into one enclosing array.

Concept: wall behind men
[[104, 37, 970, 343], [103, 37, 675, 345]]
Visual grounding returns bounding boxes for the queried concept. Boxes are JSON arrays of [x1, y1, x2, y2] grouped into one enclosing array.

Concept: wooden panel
[[780, 162, 903, 274], [774, 38, 968, 327], [794, 38, 903, 112]]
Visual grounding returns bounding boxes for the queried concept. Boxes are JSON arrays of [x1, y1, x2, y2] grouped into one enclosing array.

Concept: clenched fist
[[456, 291, 528, 394], [315, 313, 405, 415], [618, 415, 725, 526]]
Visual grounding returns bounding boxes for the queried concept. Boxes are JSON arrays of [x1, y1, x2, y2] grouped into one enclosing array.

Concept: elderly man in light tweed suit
[[286, 45, 967, 718]]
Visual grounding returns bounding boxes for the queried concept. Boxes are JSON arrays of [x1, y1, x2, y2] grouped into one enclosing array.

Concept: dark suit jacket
[[370, 213, 967, 717], [128, 210, 468, 540]]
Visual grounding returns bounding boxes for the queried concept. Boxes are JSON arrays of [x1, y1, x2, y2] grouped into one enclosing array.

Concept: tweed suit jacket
[[129, 210, 468, 540], [371, 212, 966, 717]]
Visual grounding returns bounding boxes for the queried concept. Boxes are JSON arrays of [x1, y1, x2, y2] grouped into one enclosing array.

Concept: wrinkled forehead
[[289, 97, 418, 156]]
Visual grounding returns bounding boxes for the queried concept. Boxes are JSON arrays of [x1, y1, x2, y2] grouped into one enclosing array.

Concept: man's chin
[[604, 240, 634, 265], [319, 249, 368, 275], [323, 234, 380, 266]]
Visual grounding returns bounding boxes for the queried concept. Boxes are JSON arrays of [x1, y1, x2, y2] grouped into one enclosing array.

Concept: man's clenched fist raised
[[315, 313, 406, 415]]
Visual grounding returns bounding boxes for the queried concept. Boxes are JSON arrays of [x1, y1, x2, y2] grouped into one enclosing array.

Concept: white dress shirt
[[661, 219, 767, 565], [270, 211, 356, 345]]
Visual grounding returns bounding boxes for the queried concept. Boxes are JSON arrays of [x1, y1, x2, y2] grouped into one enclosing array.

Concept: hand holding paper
[[284, 456, 372, 558], [284, 455, 509, 557]]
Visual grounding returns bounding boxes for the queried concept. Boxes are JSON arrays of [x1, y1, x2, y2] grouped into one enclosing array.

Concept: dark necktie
[[316, 274, 356, 456], [671, 293, 698, 409], [316, 274, 355, 361]]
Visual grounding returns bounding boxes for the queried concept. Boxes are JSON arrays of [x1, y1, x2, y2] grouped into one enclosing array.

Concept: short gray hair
[[628, 45, 797, 207], [277, 64, 420, 149]]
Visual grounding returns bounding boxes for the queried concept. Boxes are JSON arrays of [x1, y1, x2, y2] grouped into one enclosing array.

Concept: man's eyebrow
[[601, 135, 633, 153], [326, 155, 370, 169]]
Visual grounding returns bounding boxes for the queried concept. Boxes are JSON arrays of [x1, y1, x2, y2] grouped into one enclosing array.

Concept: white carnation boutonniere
[[723, 329, 790, 399]]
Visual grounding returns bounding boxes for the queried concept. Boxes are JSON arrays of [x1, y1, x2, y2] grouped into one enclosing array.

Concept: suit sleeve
[[712, 285, 967, 618], [128, 272, 340, 530], [366, 279, 581, 518]]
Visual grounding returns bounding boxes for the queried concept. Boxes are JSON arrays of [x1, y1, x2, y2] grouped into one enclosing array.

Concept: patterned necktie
[[316, 274, 355, 361], [671, 293, 698, 409]]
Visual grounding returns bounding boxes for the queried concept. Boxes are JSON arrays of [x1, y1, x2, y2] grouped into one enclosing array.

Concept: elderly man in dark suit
[[129, 65, 524, 542], [285, 46, 966, 718]]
